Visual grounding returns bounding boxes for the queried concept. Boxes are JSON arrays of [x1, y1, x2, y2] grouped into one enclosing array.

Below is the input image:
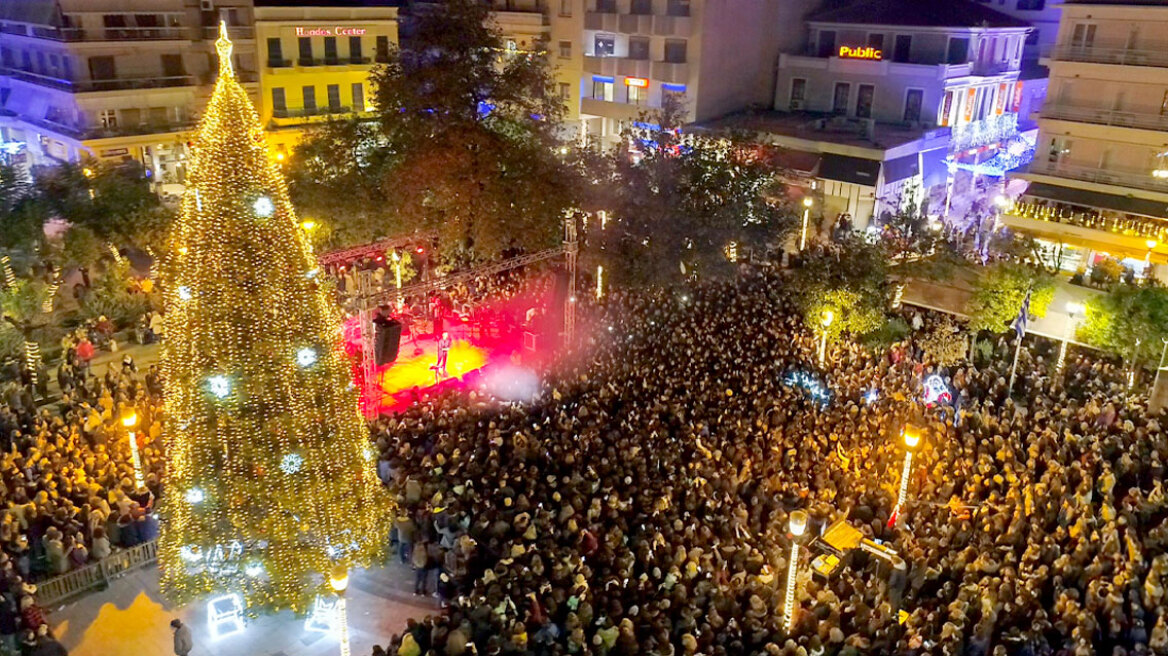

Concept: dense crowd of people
[[373, 271, 1166, 656]]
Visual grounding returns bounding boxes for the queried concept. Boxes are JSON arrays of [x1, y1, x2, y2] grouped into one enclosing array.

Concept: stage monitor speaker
[[373, 317, 403, 366]]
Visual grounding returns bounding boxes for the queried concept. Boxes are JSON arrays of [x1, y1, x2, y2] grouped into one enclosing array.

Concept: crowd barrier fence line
[[36, 540, 158, 607]]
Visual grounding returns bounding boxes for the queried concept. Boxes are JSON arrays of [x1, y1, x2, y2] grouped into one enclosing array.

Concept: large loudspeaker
[[372, 317, 403, 366]]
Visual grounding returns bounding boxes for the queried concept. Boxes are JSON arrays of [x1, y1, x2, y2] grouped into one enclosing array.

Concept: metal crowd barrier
[[35, 540, 158, 607]]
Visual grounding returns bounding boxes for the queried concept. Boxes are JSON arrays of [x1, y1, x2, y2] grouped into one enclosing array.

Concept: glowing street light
[[799, 197, 814, 251], [121, 412, 145, 489], [783, 510, 809, 633], [1147, 239, 1158, 277], [1058, 301, 1085, 372], [890, 425, 923, 526], [817, 310, 834, 367], [329, 565, 351, 656]]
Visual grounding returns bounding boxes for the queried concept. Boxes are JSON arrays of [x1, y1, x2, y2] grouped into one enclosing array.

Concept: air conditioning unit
[[200, 0, 214, 12], [790, 99, 804, 110]]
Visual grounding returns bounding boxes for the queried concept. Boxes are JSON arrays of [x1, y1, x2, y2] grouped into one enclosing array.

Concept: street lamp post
[[1057, 301, 1085, 373], [121, 412, 145, 489], [799, 197, 813, 251], [329, 565, 350, 656], [889, 425, 922, 526], [783, 510, 808, 633], [817, 310, 834, 367], [1147, 239, 1158, 279]]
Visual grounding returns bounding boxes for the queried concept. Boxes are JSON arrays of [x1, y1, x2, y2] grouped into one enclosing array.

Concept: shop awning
[[1022, 182, 1168, 219], [819, 154, 881, 187], [882, 153, 920, 184], [920, 148, 949, 189]]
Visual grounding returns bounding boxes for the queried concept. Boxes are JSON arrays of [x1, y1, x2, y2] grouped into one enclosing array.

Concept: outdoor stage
[[343, 287, 558, 414]]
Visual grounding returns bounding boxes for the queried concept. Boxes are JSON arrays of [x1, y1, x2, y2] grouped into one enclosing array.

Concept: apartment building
[[0, 0, 256, 187], [982, 0, 1065, 63], [1006, 0, 1168, 279], [571, 0, 820, 143], [254, 0, 399, 156], [740, 0, 1032, 228]]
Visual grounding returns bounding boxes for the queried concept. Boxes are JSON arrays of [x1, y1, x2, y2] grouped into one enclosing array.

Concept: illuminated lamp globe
[[208, 375, 231, 399], [177, 286, 192, 301], [902, 426, 923, 450], [329, 565, 349, 593], [788, 510, 809, 537], [820, 310, 834, 328], [1148, 239, 1159, 250], [1065, 301, 1085, 317], [802, 197, 814, 208], [296, 347, 318, 368], [121, 412, 138, 428]]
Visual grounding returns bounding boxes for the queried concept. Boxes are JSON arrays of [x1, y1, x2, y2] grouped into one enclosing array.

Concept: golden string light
[[157, 22, 391, 614]]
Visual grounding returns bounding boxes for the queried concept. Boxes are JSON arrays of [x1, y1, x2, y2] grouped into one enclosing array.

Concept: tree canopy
[[1078, 284, 1168, 366], [966, 262, 1055, 334]]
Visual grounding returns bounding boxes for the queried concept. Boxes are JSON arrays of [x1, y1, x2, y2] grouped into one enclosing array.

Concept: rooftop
[[806, 0, 1031, 29], [692, 111, 945, 154]]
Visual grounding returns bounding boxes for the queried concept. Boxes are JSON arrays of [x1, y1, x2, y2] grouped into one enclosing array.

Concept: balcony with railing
[[584, 55, 618, 76], [272, 106, 355, 121], [949, 113, 1019, 152], [1041, 104, 1168, 133], [1003, 198, 1168, 245], [652, 61, 688, 84], [25, 26, 188, 42], [77, 75, 195, 93], [201, 25, 254, 40], [584, 11, 619, 31], [1045, 40, 1168, 69], [267, 58, 294, 69], [1025, 159, 1168, 196], [1, 67, 73, 91], [652, 14, 690, 36]]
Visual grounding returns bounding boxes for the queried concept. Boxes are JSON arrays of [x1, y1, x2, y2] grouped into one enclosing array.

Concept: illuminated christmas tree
[[157, 24, 390, 613]]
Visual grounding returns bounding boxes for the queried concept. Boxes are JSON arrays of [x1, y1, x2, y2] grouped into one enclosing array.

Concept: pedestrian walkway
[[50, 561, 437, 656]]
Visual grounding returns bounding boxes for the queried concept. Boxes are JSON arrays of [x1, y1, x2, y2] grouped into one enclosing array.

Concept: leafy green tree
[[0, 164, 47, 252], [61, 225, 104, 271], [0, 278, 57, 378], [790, 236, 889, 339], [34, 161, 167, 251], [1078, 284, 1168, 367], [289, 0, 574, 258], [966, 262, 1055, 334]]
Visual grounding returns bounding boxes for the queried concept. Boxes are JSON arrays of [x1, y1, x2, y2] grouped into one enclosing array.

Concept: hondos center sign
[[295, 26, 368, 37]]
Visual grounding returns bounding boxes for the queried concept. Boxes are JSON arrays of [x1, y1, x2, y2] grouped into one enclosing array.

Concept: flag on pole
[[1013, 289, 1031, 340]]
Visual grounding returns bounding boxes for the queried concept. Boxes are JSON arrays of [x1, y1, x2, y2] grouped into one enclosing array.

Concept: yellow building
[[254, 0, 400, 157]]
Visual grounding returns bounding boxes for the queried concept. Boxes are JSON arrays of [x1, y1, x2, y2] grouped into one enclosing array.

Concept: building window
[[631, 0, 652, 14], [667, 0, 690, 16], [88, 56, 116, 81], [664, 40, 686, 63], [267, 38, 284, 66], [272, 87, 286, 114], [324, 37, 338, 64], [161, 53, 185, 79], [627, 82, 646, 105], [376, 35, 390, 62], [867, 33, 884, 50], [1048, 137, 1071, 164], [303, 86, 316, 113], [559, 82, 571, 99], [855, 84, 874, 118], [789, 78, 807, 109], [327, 84, 341, 111], [946, 37, 969, 65], [560, 0, 572, 16], [629, 37, 650, 60], [1160, 90, 1168, 116], [595, 35, 615, 56], [903, 88, 923, 122], [1016, 0, 1044, 9], [817, 31, 836, 58], [832, 82, 850, 114], [559, 40, 572, 58], [349, 36, 363, 63], [597, 0, 617, 12], [592, 77, 614, 101], [98, 109, 117, 129], [298, 37, 313, 65], [353, 82, 365, 111], [1070, 23, 1096, 48], [893, 35, 911, 62]]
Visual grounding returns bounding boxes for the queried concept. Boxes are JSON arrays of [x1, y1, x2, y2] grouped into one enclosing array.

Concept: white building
[[0, 0, 256, 186], [754, 0, 1032, 228], [1006, 0, 1168, 279]]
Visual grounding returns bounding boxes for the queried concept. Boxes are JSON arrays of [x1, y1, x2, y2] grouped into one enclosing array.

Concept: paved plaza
[[49, 562, 437, 656]]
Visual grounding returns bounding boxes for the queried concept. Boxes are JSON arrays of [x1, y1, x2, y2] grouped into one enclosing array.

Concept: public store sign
[[295, 26, 368, 37], [838, 46, 882, 61]]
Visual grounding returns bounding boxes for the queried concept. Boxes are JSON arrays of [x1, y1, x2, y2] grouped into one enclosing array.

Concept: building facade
[[567, 0, 820, 143], [0, 0, 256, 188], [1006, 0, 1168, 279], [253, 0, 399, 156], [761, 0, 1032, 228]]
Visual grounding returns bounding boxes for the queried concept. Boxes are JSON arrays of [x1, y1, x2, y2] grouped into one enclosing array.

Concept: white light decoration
[[922, 374, 952, 406], [296, 347, 318, 367], [280, 453, 304, 474], [252, 195, 275, 217], [245, 564, 263, 578], [178, 285, 192, 300], [208, 375, 231, 398], [363, 446, 376, 462], [304, 596, 340, 634], [208, 594, 246, 640], [180, 545, 203, 563], [185, 487, 206, 504]]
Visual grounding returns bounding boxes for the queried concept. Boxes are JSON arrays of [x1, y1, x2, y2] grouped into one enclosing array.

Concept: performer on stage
[[436, 330, 452, 378]]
